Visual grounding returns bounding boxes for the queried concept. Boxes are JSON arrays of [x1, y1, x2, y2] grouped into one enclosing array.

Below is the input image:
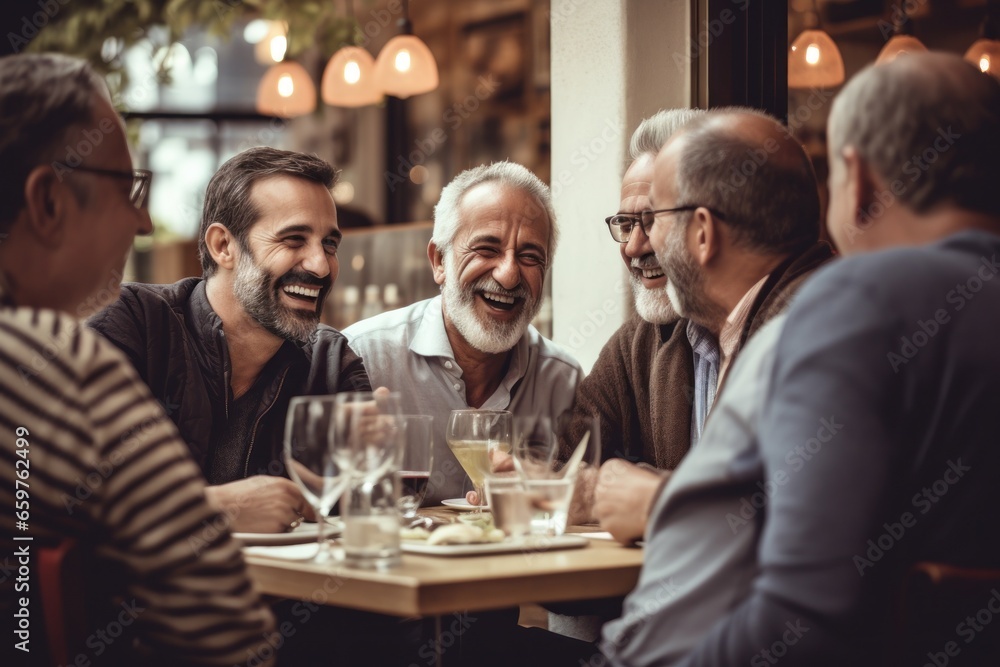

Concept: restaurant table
[[243, 513, 644, 665]]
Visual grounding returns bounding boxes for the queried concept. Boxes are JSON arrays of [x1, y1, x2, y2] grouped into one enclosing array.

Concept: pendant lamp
[[257, 60, 317, 118], [373, 0, 439, 99]]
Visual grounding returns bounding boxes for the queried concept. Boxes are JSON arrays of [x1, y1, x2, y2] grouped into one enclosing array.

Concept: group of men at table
[[1, 48, 999, 667]]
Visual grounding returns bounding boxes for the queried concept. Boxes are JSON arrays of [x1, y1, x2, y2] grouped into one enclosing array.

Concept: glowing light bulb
[[278, 74, 294, 97], [394, 49, 411, 73], [270, 35, 287, 63], [981, 55, 991, 73], [344, 60, 361, 84], [805, 44, 820, 65]]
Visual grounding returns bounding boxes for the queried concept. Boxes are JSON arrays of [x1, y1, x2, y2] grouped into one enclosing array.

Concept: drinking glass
[[283, 395, 348, 562], [446, 410, 512, 517], [513, 415, 601, 536], [334, 391, 405, 570], [396, 415, 434, 523]]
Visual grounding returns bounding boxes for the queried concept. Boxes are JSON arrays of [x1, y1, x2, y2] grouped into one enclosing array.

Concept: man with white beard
[[560, 110, 702, 532], [345, 161, 582, 504], [585, 108, 834, 545]]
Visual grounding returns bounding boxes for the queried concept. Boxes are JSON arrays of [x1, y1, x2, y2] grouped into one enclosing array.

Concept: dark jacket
[[88, 277, 371, 481], [564, 240, 835, 469]]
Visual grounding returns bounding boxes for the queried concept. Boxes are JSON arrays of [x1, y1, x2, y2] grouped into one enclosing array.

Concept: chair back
[[38, 539, 89, 667], [890, 561, 1000, 666]]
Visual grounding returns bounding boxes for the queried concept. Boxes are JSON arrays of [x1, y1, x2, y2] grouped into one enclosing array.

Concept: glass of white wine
[[446, 409, 512, 517]]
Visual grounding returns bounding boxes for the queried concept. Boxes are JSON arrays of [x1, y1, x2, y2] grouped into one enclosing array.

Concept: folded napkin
[[244, 543, 343, 562]]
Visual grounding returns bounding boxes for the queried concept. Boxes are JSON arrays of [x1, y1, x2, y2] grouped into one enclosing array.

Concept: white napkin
[[244, 543, 342, 561]]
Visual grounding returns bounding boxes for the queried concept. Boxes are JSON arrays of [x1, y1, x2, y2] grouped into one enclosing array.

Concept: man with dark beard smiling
[[345, 161, 582, 504], [90, 147, 370, 534]]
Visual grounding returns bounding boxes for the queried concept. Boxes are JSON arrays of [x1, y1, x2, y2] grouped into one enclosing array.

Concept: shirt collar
[[409, 294, 532, 394], [718, 274, 769, 366]]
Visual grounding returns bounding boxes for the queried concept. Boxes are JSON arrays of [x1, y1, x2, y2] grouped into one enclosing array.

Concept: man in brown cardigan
[[578, 108, 834, 544]]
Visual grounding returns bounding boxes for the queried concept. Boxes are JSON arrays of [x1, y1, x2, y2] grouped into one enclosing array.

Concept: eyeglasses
[[604, 205, 717, 243], [70, 166, 152, 209]]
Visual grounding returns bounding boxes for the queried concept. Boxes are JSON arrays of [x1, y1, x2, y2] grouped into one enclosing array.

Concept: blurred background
[[1, 0, 995, 368]]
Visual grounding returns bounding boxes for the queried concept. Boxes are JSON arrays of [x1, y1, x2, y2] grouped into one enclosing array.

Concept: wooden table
[[244, 526, 643, 617]]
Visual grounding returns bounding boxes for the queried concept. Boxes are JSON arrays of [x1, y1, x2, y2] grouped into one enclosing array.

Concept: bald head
[[657, 108, 820, 254], [829, 52, 1000, 218]]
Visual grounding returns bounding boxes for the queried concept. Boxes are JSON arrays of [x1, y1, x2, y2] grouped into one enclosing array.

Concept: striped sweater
[[0, 302, 276, 665]]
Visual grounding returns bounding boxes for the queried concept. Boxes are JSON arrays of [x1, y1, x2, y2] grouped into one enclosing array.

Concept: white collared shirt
[[343, 295, 583, 503]]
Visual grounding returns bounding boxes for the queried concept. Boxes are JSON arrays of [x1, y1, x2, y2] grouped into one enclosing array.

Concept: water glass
[[335, 391, 404, 570]]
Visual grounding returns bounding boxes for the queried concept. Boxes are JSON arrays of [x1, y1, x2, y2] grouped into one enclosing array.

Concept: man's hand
[[594, 459, 667, 544], [204, 476, 316, 534]]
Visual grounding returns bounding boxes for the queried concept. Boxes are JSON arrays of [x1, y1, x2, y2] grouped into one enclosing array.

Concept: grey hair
[[671, 107, 820, 254], [628, 108, 705, 166], [0, 53, 108, 231], [829, 53, 1000, 217], [432, 161, 557, 258]]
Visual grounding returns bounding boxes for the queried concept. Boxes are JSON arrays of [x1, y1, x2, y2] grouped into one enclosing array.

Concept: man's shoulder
[[91, 278, 200, 328], [2, 306, 134, 383], [526, 326, 583, 375], [342, 299, 430, 347]]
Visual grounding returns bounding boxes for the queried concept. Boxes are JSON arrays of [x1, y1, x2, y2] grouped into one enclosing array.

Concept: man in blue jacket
[[600, 52, 1000, 667]]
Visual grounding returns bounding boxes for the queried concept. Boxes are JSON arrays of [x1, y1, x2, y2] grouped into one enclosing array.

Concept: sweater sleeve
[[563, 322, 636, 462]]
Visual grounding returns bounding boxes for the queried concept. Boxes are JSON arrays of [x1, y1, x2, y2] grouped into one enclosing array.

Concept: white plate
[[401, 534, 588, 557], [234, 519, 343, 546], [441, 498, 491, 511]]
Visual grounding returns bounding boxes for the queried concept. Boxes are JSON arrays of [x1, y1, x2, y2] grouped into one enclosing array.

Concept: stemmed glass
[[283, 395, 348, 562], [396, 415, 435, 523], [446, 410, 512, 517], [334, 391, 405, 569]]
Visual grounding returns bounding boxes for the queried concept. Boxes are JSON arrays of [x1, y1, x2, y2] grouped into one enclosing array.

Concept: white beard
[[630, 276, 676, 324], [441, 253, 540, 354]]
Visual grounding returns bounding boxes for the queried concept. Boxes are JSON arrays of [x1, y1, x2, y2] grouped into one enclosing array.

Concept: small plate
[[234, 518, 343, 547], [401, 534, 588, 557], [441, 498, 491, 511]]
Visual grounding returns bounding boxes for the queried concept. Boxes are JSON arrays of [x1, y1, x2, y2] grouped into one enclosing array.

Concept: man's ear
[[204, 222, 238, 271], [843, 146, 878, 231], [689, 207, 720, 267], [21, 165, 69, 247], [428, 240, 446, 286]]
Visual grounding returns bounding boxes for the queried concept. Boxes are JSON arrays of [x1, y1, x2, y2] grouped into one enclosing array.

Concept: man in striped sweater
[[0, 54, 276, 666]]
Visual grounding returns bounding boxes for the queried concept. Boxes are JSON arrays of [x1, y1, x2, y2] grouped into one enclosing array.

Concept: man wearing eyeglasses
[[583, 108, 834, 546], [0, 53, 276, 666]]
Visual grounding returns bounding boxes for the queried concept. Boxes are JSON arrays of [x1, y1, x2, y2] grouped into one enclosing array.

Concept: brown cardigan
[[564, 241, 835, 470]]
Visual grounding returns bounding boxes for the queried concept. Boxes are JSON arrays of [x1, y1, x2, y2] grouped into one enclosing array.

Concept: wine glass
[[446, 410, 512, 517], [334, 391, 405, 569], [284, 395, 348, 562], [396, 415, 434, 523]]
